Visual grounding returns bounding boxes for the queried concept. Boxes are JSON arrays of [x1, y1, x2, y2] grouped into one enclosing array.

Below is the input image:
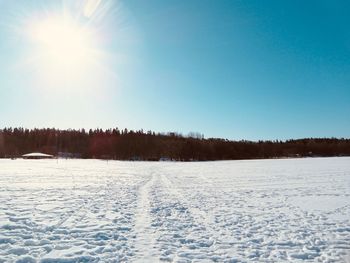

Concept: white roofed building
[[22, 152, 54, 159]]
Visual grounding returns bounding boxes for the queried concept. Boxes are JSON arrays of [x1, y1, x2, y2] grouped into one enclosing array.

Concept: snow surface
[[0, 157, 349, 262]]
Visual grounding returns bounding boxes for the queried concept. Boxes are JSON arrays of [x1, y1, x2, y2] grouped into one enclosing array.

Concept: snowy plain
[[0, 157, 349, 262]]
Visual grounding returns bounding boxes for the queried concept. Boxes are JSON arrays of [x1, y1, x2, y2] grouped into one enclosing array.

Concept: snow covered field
[[0, 157, 349, 262]]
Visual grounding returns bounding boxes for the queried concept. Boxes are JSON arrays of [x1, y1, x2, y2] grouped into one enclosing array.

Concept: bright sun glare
[[15, 0, 113, 92], [28, 16, 96, 70], [10, 0, 125, 94]]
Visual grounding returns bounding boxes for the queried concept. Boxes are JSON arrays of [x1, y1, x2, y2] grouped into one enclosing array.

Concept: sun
[[10, 0, 123, 94], [28, 16, 96, 70]]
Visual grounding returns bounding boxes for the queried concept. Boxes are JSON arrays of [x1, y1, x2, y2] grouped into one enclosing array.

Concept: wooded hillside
[[1, 128, 349, 160]]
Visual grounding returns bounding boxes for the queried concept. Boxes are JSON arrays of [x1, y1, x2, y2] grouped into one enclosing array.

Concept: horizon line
[[1, 126, 349, 143]]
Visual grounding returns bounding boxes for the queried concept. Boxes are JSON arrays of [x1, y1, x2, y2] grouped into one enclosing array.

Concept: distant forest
[[0, 128, 349, 161]]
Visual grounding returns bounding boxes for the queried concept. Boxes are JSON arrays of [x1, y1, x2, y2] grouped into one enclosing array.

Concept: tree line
[[0, 127, 349, 161]]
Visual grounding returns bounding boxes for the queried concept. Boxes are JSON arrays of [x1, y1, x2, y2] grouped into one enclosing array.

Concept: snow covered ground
[[0, 157, 349, 262]]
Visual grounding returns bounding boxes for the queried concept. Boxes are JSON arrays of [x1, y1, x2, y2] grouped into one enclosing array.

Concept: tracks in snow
[[133, 170, 220, 262], [133, 172, 159, 262], [160, 173, 215, 230]]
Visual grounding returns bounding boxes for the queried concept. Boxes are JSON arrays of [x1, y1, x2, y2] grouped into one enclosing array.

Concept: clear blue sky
[[0, 0, 349, 140]]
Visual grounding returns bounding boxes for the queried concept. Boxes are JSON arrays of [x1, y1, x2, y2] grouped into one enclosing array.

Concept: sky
[[0, 0, 349, 140]]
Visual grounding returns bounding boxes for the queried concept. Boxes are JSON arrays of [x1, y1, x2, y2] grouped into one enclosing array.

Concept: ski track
[[133, 172, 159, 262], [0, 158, 349, 262]]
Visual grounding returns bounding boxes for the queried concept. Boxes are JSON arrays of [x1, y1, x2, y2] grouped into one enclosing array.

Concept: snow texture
[[0, 157, 349, 262]]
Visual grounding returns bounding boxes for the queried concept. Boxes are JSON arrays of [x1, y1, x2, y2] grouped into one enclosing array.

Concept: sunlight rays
[[7, 0, 123, 94], [83, 0, 102, 18], [27, 14, 97, 71]]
